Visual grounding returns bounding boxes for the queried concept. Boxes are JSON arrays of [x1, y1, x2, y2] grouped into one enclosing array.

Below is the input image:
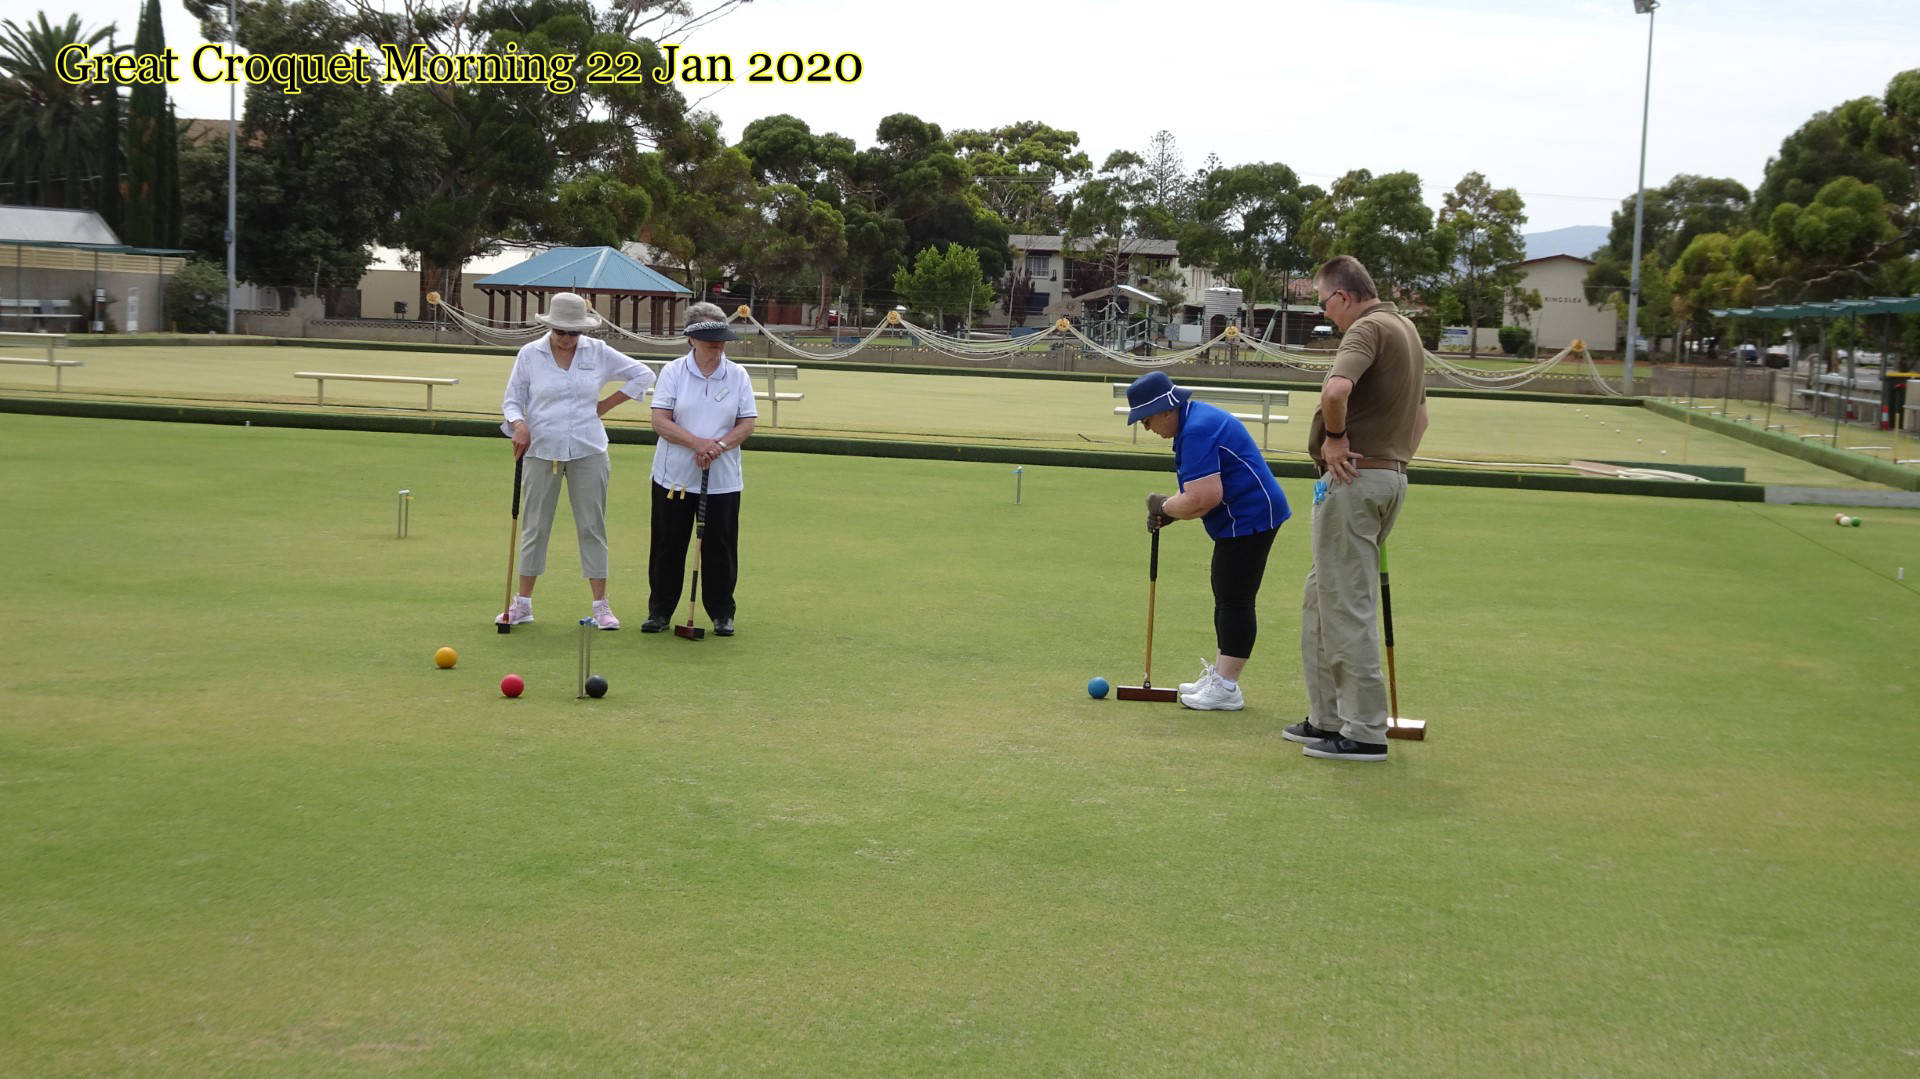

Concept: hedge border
[[1642, 399, 1920, 491], [1, 394, 1763, 501]]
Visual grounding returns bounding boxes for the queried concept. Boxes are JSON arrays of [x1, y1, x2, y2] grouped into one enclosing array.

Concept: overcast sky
[[50, 0, 1920, 233]]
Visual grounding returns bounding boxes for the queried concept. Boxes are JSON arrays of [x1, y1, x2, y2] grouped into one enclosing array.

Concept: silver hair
[[684, 301, 728, 328]]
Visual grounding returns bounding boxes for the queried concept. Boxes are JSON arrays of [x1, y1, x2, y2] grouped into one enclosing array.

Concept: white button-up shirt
[[649, 352, 757, 494], [501, 334, 656, 461]]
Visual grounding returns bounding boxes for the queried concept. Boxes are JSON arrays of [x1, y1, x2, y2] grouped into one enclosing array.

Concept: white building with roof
[[0, 206, 187, 332]]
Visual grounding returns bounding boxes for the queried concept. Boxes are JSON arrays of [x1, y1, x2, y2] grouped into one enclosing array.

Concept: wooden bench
[[639, 361, 804, 427], [294, 371, 459, 410], [1111, 383, 1290, 449], [0, 331, 80, 391]]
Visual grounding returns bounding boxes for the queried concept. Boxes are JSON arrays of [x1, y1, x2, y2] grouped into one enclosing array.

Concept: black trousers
[[648, 480, 741, 621], [1210, 527, 1279, 659]]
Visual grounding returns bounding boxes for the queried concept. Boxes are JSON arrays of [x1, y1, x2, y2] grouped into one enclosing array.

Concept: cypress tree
[[125, 0, 172, 246], [96, 40, 123, 236]]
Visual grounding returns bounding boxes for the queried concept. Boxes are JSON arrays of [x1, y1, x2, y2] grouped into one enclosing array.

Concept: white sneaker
[[495, 597, 533, 626], [1179, 660, 1217, 696], [590, 600, 620, 630], [1180, 677, 1244, 711]]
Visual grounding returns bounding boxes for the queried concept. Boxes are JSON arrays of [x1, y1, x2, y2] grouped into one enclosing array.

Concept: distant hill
[[1523, 225, 1610, 262]]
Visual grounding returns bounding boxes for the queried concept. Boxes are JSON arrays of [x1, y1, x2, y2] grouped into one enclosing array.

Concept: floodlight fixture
[[1633, 0, 1657, 14]]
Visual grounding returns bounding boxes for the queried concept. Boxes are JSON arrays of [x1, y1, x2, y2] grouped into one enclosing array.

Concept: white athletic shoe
[[1180, 676, 1244, 711], [496, 597, 533, 626], [1179, 660, 1218, 696], [590, 600, 620, 630]]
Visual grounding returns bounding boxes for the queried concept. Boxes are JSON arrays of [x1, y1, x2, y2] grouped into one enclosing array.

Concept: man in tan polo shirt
[[1286, 255, 1429, 762]]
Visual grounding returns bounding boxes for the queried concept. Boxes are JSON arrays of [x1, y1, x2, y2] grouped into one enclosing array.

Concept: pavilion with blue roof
[[474, 246, 693, 333]]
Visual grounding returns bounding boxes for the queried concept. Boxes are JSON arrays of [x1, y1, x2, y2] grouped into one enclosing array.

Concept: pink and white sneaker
[[590, 600, 621, 630], [495, 597, 533, 626]]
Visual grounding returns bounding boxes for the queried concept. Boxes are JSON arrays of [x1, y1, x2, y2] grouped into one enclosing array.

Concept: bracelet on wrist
[[1325, 428, 1346, 439]]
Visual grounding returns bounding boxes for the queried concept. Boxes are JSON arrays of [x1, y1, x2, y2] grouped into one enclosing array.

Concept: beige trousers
[[1299, 469, 1407, 745], [518, 452, 612, 579]]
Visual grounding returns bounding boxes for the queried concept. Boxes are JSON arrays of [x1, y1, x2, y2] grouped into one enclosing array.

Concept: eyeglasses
[[552, 329, 581, 338], [1318, 289, 1345, 311]]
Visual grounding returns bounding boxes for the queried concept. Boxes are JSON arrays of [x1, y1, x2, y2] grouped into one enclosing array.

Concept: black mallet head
[[673, 623, 706, 641], [497, 622, 510, 635]]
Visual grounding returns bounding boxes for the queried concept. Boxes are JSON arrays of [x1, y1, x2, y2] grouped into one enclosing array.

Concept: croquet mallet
[[1116, 527, 1178, 702], [673, 468, 711, 640]]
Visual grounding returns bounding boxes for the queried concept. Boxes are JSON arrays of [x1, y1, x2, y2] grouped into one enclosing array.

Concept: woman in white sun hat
[[498, 291, 656, 630]]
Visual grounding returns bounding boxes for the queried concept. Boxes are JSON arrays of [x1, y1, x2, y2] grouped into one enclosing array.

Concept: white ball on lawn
[[1660, 450, 1669, 455]]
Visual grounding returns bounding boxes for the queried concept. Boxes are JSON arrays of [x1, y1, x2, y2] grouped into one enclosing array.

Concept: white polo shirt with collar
[[501, 334, 656, 460], [649, 351, 758, 494]]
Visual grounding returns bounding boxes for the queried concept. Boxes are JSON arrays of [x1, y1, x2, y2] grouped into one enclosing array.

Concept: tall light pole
[[1623, 0, 1658, 393], [224, 0, 237, 334]]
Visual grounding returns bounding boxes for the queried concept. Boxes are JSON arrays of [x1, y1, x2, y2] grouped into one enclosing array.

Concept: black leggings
[[648, 481, 741, 620], [1210, 527, 1279, 659]]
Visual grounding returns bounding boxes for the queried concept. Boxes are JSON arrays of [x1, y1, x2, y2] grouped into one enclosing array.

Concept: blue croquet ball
[[1088, 676, 1110, 699], [585, 675, 608, 699]]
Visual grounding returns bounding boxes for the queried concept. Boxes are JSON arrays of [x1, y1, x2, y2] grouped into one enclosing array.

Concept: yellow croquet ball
[[435, 646, 458, 669]]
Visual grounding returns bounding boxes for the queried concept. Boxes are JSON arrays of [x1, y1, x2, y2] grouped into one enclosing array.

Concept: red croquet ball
[[500, 674, 525, 698]]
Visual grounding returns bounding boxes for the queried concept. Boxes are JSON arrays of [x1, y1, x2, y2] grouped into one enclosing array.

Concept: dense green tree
[[865, 113, 1007, 280], [227, 0, 435, 290], [1764, 175, 1902, 299], [164, 256, 229, 331], [648, 117, 758, 296], [339, 0, 696, 306], [891, 242, 996, 331], [950, 120, 1089, 235], [1182, 162, 1317, 334], [1436, 171, 1527, 357], [1610, 252, 1676, 356], [1303, 169, 1445, 301], [735, 182, 846, 319], [1753, 96, 1914, 224], [1585, 174, 1750, 302], [1667, 230, 1769, 348]]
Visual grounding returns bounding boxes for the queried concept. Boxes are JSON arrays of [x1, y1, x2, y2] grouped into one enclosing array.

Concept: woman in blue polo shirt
[[1127, 369, 1291, 711]]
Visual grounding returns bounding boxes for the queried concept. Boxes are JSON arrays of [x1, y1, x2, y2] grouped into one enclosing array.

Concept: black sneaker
[[1282, 718, 1341, 744], [1302, 736, 1387, 762], [639, 613, 671, 633], [713, 617, 735, 637]]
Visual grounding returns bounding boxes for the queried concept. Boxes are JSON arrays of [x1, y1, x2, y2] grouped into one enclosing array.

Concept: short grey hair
[[1314, 255, 1379, 302], [684, 301, 727, 329]]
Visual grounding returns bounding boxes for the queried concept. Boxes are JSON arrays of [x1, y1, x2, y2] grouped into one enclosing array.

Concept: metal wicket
[[397, 489, 412, 538], [577, 617, 594, 699]]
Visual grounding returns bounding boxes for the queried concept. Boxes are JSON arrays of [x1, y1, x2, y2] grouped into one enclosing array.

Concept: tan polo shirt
[[1307, 300, 1427, 466]]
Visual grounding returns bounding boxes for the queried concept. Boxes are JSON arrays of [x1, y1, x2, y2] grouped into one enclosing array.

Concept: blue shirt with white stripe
[[1173, 399, 1291, 540]]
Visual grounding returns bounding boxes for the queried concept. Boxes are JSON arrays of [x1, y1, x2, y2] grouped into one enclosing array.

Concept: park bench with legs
[[1110, 382, 1290, 449], [0, 331, 81, 391], [294, 371, 460, 410]]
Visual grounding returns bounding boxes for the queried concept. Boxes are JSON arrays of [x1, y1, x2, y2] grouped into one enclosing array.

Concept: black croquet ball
[[585, 675, 608, 699]]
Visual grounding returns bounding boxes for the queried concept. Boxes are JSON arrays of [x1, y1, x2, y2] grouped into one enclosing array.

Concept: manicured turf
[[3, 413, 1917, 1075], [1, 341, 1904, 486]]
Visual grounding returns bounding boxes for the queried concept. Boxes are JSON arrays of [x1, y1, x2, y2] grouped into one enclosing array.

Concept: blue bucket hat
[[1125, 370, 1192, 424]]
